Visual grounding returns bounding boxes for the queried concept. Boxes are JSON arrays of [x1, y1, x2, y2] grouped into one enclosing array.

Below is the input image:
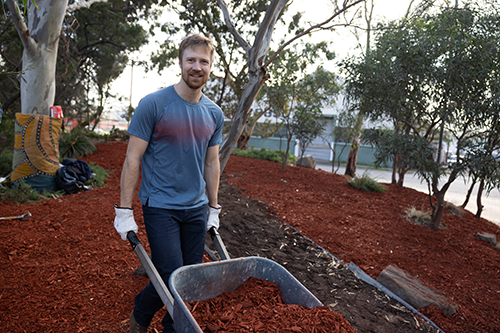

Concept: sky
[[107, 0, 419, 118]]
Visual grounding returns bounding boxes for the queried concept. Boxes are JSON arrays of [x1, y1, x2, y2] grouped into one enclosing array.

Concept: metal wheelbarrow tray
[[127, 230, 323, 333]]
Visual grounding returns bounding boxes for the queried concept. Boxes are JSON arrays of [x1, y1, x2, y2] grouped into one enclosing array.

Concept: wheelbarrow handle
[[126, 231, 175, 316], [208, 227, 230, 261]]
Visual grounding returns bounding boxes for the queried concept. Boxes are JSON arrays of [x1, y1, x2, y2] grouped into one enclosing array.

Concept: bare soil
[[1, 141, 499, 333]]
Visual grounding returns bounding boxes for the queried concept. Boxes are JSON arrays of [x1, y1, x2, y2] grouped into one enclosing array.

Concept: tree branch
[[264, 0, 364, 68], [67, 0, 108, 13], [5, 0, 37, 57], [251, 0, 288, 66], [216, 0, 251, 55]]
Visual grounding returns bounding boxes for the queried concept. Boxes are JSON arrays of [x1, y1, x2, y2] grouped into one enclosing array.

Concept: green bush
[[0, 150, 13, 177], [348, 172, 387, 193], [232, 148, 297, 165], [59, 128, 97, 159]]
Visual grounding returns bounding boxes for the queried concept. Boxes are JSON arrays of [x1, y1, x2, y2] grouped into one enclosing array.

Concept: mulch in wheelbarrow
[[190, 276, 357, 333]]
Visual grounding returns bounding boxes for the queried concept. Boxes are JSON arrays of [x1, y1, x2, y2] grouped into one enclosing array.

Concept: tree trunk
[[397, 165, 405, 187], [475, 177, 485, 219], [219, 74, 265, 172], [391, 154, 398, 184], [12, 1, 69, 115], [429, 190, 446, 230], [345, 137, 359, 177], [281, 135, 292, 171], [345, 113, 363, 177], [461, 176, 476, 208], [237, 131, 250, 150]]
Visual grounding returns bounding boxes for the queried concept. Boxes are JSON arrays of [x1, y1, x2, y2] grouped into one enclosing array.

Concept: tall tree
[[343, 0, 438, 178], [343, 0, 374, 177], [261, 45, 339, 170], [342, 2, 500, 229], [215, 0, 363, 171]]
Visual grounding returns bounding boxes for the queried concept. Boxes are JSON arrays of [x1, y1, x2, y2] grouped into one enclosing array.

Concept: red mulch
[[190, 277, 357, 333], [1, 142, 499, 333], [224, 155, 500, 333]]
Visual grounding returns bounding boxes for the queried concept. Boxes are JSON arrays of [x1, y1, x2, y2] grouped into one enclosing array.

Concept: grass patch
[[86, 162, 109, 189], [0, 162, 109, 204], [0, 181, 65, 204], [232, 148, 297, 165], [403, 206, 445, 229], [347, 172, 387, 193]]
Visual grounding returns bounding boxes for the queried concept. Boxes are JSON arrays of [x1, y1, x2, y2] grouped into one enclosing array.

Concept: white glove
[[114, 205, 138, 241], [207, 204, 221, 232]]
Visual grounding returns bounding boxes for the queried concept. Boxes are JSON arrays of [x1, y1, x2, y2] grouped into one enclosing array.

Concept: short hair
[[178, 34, 215, 64]]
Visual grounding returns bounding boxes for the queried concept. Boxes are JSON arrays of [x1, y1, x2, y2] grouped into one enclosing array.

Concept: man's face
[[179, 46, 212, 90]]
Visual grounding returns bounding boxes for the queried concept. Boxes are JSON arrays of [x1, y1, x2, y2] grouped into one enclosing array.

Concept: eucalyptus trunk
[[7, 0, 69, 116]]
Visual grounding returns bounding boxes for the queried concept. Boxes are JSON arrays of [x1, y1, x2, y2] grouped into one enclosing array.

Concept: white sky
[[108, 0, 417, 117]]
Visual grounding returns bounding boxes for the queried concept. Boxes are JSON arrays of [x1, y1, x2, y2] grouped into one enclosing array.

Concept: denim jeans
[[133, 204, 207, 332]]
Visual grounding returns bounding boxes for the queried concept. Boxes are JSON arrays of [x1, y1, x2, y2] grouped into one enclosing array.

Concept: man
[[113, 34, 224, 333]]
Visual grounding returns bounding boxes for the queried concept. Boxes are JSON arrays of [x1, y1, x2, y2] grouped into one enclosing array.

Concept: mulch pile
[[190, 277, 357, 333]]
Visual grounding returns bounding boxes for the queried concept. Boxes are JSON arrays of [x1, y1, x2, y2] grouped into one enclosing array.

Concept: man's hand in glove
[[114, 204, 138, 240], [207, 204, 221, 232]]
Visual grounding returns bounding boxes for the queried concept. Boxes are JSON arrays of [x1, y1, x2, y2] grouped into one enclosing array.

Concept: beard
[[182, 70, 208, 90]]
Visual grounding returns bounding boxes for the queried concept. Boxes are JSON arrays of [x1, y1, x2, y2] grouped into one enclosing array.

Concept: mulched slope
[[224, 155, 500, 333], [0, 142, 498, 333]]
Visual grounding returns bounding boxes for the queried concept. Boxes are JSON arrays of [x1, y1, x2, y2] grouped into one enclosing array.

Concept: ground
[[1, 142, 499, 333]]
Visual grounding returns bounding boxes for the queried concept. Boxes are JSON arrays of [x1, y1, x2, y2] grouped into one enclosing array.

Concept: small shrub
[[0, 150, 13, 177], [59, 128, 97, 158], [347, 173, 387, 193], [404, 206, 432, 225], [108, 127, 129, 141], [232, 148, 297, 165]]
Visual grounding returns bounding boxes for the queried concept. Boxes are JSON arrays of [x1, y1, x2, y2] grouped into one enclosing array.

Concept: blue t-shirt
[[128, 86, 224, 209]]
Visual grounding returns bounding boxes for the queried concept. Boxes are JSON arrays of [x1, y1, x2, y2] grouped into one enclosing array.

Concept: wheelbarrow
[[127, 228, 323, 333]]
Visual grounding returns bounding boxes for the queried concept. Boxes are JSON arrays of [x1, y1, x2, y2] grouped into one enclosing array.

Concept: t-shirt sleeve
[[127, 95, 158, 142], [208, 107, 224, 147]]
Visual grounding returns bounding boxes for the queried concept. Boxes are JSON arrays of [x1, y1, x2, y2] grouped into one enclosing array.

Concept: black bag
[[55, 159, 93, 194]]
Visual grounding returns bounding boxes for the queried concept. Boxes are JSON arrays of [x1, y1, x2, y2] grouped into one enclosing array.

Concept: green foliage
[[347, 173, 387, 193], [86, 162, 109, 189], [0, 149, 13, 177], [232, 148, 296, 165], [0, 116, 15, 154], [59, 128, 97, 159], [0, 181, 64, 205], [1, 1, 153, 125], [262, 45, 340, 169]]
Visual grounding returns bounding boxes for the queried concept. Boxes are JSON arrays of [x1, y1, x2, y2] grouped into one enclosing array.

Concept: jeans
[[133, 204, 207, 332]]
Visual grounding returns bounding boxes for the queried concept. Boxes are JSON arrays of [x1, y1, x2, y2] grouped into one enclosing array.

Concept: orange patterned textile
[[11, 113, 62, 183]]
